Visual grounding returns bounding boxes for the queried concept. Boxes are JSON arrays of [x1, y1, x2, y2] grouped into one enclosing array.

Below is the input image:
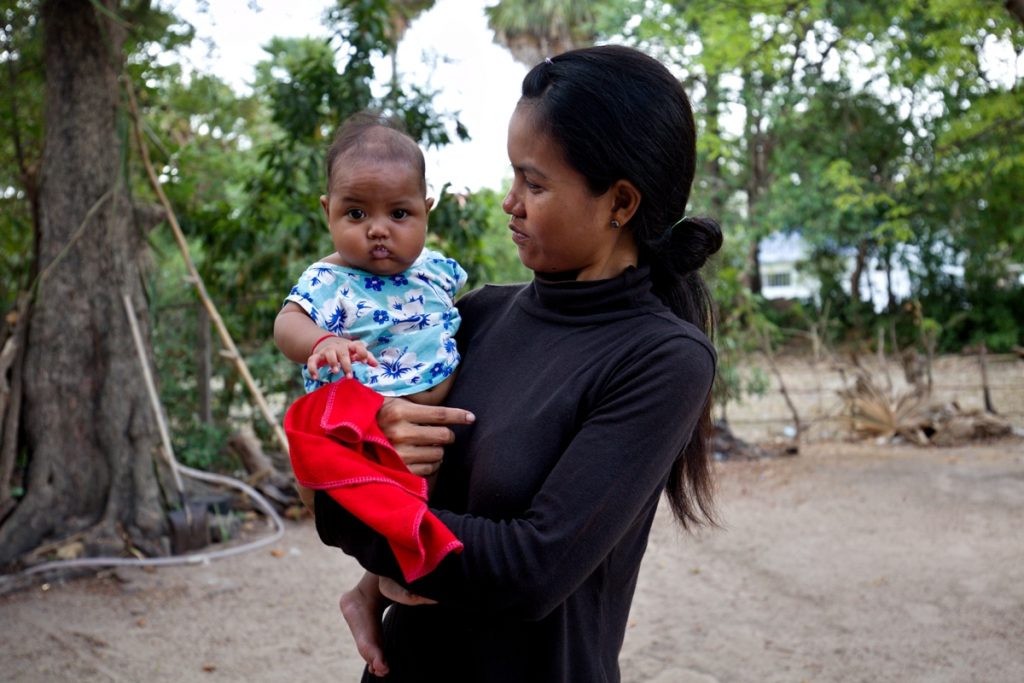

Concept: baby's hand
[[307, 336, 378, 379]]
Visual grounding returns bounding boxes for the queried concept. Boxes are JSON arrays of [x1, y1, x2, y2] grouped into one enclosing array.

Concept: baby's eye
[[391, 209, 409, 219], [346, 208, 366, 219]]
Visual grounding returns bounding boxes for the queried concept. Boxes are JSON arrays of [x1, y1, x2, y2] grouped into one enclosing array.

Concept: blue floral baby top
[[285, 248, 467, 396]]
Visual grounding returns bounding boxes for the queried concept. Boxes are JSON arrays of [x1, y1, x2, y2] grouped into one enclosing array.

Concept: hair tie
[[665, 216, 723, 274]]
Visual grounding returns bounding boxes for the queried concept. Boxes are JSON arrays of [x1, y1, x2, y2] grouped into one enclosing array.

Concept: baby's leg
[[340, 571, 389, 676]]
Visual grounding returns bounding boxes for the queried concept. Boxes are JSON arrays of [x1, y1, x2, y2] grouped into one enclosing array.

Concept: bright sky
[[174, 0, 526, 194]]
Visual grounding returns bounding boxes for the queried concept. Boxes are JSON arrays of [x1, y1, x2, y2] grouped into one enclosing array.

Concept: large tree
[[485, 0, 603, 66], [0, 0, 166, 565], [0, 0, 482, 569]]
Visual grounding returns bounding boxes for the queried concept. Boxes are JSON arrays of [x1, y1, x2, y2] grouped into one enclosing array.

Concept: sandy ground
[[2, 439, 1023, 683]]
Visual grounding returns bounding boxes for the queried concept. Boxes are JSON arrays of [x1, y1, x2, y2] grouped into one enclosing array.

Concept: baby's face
[[321, 159, 432, 276]]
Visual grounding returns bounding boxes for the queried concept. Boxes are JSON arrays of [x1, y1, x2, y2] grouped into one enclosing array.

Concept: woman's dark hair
[[521, 45, 722, 529], [325, 110, 426, 194]]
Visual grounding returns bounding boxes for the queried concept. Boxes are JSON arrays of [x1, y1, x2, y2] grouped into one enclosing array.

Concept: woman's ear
[[610, 179, 641, 227]]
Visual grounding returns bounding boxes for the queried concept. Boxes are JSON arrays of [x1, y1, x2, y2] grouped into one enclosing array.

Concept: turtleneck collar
[[516, 264, 666, 324]]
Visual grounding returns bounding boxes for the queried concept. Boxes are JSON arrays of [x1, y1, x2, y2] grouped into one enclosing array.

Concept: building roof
[[758, 231, 808, 265]]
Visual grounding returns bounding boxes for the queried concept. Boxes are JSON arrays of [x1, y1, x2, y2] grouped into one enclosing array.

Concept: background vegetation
[[1, 0, 1021, 564]]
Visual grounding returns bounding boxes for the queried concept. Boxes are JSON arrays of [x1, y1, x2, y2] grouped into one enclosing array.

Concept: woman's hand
[[377, 398, 475, 477], [379, 576, 437, 606]]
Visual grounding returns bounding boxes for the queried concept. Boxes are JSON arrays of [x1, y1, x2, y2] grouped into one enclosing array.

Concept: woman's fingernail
[[465, 412, 476, 423]]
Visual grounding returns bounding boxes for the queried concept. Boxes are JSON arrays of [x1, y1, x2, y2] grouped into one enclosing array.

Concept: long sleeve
[[316, 332, 714, 618]]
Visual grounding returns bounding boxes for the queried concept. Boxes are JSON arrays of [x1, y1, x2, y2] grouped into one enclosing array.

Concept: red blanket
[[284, 379, 463, 582]]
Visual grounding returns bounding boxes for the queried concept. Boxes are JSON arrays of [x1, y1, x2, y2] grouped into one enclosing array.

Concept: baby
[[274, 111, 466, 677]]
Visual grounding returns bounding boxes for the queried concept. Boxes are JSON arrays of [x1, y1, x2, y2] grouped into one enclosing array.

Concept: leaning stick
[[123, 79, 289, 455], [122, 293, 187, 498]]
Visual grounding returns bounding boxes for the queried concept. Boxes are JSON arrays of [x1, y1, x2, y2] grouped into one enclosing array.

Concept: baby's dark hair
[[521, 45, 722, 529], [325, 111, 427, 194]]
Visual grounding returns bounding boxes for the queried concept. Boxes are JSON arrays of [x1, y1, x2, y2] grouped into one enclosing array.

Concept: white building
[[758, 232, 917, 312], [757, 232, 818, 301]]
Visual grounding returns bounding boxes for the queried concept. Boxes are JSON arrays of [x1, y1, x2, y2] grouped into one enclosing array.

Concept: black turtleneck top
[[315, 266, 716, 683]]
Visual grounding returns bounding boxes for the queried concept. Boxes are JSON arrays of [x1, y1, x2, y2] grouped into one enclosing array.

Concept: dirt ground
[[2, 439, 1023, 683]]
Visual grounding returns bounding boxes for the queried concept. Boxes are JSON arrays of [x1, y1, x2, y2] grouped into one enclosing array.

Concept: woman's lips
[[509, 223, 528, 245]]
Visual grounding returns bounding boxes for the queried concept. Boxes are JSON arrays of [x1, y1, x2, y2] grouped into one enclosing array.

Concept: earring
[[611, 219, 621, 229]]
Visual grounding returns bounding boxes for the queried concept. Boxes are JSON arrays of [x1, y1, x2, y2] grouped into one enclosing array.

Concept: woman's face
[[502, 103, 637, 280]]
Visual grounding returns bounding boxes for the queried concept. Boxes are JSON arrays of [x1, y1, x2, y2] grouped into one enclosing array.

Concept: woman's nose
[[501, 190, 518, 216]]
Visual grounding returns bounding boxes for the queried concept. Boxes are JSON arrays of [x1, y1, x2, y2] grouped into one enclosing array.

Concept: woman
[[315, 44, 722, 682]]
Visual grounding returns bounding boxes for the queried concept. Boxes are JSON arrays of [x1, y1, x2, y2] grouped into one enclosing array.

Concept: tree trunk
[[745, 239, 762, 294], [0, 0, 165, 566], [704, 73, 728, 219], [1007, 0, 1024, 27], [849, 239, 869, 305], [742, 76, 770, 296]]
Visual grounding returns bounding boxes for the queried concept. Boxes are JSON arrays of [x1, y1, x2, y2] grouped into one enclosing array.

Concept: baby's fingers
[[306, 352, 326, 378], [336, 350, 356, 378], [349, 341, 379, 368], [307, 349, 345, 378]]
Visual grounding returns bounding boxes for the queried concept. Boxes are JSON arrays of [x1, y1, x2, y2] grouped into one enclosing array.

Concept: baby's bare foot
[[340, 586, 388, 677]]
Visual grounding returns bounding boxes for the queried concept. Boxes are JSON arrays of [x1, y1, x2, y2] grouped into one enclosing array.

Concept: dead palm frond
[[838, 373, 929, 445]]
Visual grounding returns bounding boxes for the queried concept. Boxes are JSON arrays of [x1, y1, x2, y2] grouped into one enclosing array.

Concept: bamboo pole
[[124, 79, 289, 454]]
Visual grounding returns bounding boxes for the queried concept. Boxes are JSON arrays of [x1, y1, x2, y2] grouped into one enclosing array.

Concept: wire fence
[[150, 293, 1023, 449], [724, 353, 1024, 443]]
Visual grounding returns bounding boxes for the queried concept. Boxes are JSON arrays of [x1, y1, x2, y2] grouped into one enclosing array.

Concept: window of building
[[766, 271, 792, 288]]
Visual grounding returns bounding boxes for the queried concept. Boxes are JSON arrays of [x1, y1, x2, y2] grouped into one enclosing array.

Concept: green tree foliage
[[613, 0, 1024, 352]]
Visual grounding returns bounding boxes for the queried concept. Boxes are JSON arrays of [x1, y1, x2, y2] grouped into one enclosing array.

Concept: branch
[[1006, 0, 1024, 28], [734, 2, 807, 74], [759, 327, 803, 444], [0, 294, 31, 525], [122, 76, 290, 456], [935, 115, 1024, 156], [32, 187, 116, 291]]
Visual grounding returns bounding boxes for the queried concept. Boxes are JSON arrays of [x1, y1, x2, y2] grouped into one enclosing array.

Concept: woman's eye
[[346, 208, 365, 219], [391, 209, 409, 219]]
